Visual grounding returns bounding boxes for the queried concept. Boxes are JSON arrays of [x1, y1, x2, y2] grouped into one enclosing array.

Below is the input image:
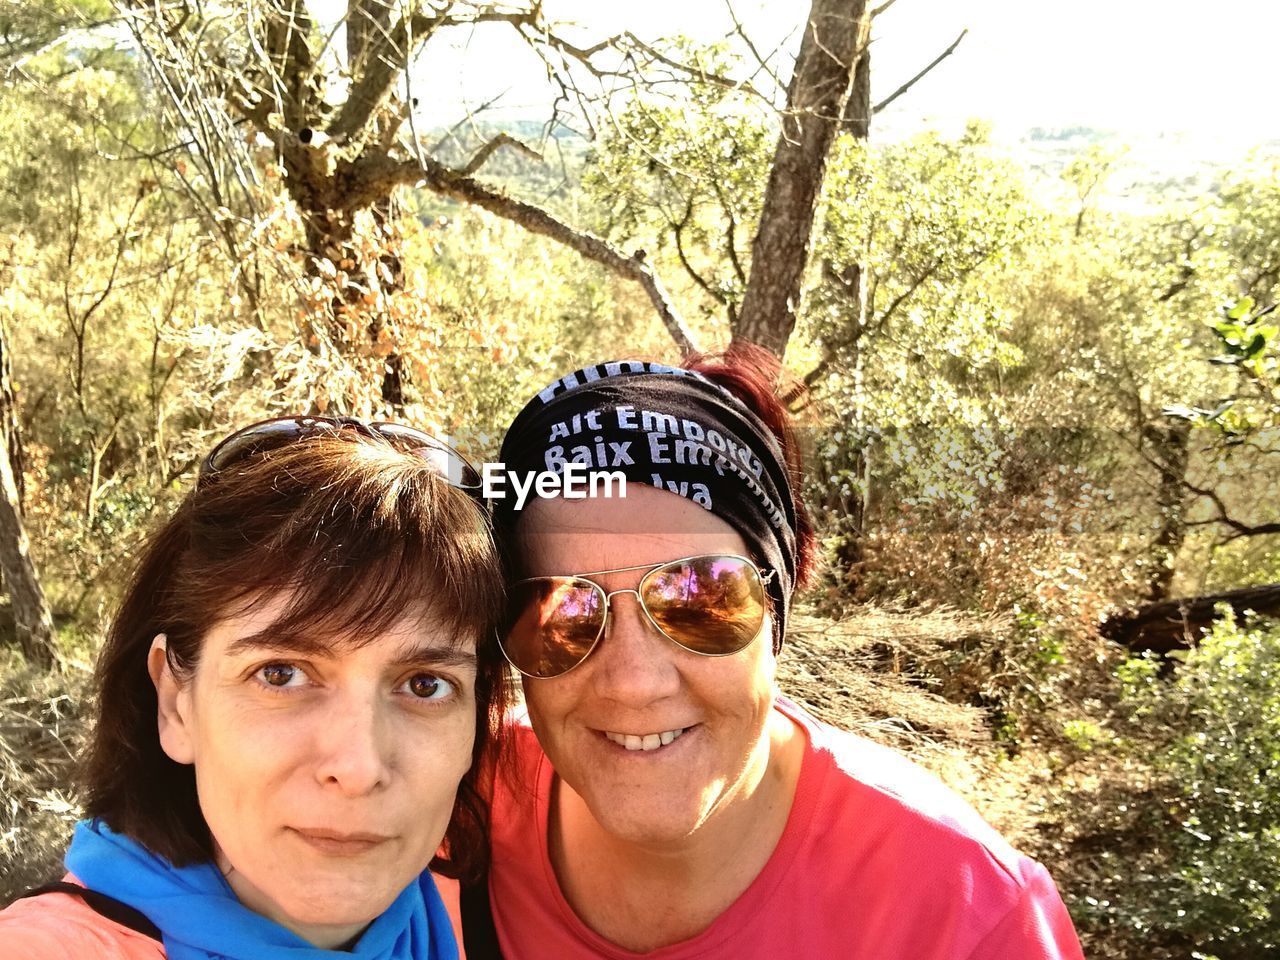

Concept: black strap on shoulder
[[16, 881, 163, 942], [459, 875, 504, 960]]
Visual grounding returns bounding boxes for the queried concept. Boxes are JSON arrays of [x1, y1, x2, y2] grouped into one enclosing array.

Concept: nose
[[586, 588, 681, 704], [313, 689, 392, 796]]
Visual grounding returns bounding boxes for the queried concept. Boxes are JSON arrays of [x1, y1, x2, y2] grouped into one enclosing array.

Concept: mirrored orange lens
[[641, 556, 766, 655], [502, 578, 605, 678]]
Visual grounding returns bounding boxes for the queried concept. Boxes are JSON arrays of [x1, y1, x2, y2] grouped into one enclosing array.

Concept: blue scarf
[[65, 820, 458, 960]]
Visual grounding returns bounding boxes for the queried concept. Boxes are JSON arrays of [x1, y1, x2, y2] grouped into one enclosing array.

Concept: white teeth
[[605, 728, 686, 751]]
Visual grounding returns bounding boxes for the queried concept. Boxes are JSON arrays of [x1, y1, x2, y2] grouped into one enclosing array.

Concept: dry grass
[[777, 604, 1002, 762], [0, 652, 88, 901], [776, 605, 1046, 849]]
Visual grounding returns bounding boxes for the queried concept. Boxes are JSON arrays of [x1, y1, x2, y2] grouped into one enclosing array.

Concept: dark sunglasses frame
[[501, 553, 775, 679], [198, 415, 485, 500]]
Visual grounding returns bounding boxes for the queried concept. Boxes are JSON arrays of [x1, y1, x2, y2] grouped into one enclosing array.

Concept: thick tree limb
[[358, 151, 697, 354], [328, 7, 450, 141], [1101, 583, 1280, 655], [0, 319, 56, 667], [873, 28, 966, 115], [264, 0, 315, 127]]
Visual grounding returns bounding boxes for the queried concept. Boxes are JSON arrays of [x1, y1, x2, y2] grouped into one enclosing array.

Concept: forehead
[[199, 590, 476, 661], [516, 484, 750, 574]]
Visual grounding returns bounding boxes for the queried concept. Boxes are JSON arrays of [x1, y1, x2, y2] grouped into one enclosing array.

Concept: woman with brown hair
[[0, 417, 508, 960]]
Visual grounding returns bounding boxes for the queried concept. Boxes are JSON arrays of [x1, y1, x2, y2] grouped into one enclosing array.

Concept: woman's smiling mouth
[[603, 727, 689, 751]]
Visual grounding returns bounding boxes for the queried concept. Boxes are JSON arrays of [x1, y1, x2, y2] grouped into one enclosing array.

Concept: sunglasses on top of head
[[499, 553, 775, 679], [198, 415, 484, 501]]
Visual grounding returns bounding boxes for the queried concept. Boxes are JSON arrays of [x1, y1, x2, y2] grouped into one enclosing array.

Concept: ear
[[148, 634, 195, 765]]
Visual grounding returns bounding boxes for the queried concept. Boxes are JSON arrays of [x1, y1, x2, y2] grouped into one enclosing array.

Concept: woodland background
[[0, 2, 1277, 958]]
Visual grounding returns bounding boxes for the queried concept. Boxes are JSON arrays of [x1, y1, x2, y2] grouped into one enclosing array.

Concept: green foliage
[[1215, 156, 1280, 305], [401, 206, 657, 457], [1108, 613, 1280, 954], [581, 79, 773, 332], [814, 122, 1041, 383], [802, 128, 1048, 610], [0, 0, 115, 72]]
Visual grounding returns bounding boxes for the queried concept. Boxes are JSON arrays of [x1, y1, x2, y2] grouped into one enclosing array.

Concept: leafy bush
[[1109, 611, 1280, 956]]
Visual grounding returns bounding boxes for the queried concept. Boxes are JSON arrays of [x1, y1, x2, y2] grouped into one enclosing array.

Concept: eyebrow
[[390, 642, 477, 668], [224, 633, 477, 668]]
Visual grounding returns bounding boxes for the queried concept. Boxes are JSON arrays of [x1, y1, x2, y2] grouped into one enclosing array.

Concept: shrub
[[1109, 611, 1280, 956]]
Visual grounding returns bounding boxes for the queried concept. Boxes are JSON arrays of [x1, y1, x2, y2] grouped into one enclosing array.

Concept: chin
[[276, 877, 400, 928], [584, 791, 712, 845]]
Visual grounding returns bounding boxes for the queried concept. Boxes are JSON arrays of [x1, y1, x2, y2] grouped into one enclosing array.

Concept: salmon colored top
[[0, 873, 164, 960], [485, 697, 1086, 960], [0, 872, 467, 960]]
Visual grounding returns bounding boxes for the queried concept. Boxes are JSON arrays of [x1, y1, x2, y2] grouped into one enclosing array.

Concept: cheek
[[192, 711, 295, 812], [705, 652, 777, 724], [410, 711, 479, 785], [521, 677, 577, 735]]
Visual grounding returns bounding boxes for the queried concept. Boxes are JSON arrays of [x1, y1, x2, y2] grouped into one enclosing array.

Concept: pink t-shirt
[[486, 697, 1085, 959]]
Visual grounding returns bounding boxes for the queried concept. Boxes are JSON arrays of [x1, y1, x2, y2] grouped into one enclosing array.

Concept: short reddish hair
[[81, 434, 509, 883], [682, 344, 818, 590]]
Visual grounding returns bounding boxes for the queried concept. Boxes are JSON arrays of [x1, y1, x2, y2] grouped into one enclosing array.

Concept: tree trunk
[[0, 320, 55, 667], [0, 246, 25, 507], [297, 199, 410, 416], [733, 0, 870, 358]]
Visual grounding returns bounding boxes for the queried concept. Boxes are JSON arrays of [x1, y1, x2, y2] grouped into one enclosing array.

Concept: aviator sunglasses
[[198, 415, 484, 499], [500, 554, 775, 679]]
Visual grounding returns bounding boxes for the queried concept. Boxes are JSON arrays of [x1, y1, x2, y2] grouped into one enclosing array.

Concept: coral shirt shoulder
[[486, 697, 1085, 960], [0, 874, 164, 960]]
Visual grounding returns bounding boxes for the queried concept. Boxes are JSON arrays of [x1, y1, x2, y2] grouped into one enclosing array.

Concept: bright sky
[[396, 0, 1280, 144]]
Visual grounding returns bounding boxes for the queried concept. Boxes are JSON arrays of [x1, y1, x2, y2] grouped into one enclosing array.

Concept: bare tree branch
[[328, 6, 450, 141], [672, 199, 729, 307], [460, 132, 544, 175], [722, 0, 786, 96], [873, 28, 967, 115], [357, 150, 697, 353], [1182, 477, 1280, 540]]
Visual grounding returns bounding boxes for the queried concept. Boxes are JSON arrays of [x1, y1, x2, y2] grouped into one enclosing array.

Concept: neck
[[550, 710, 804, 952]]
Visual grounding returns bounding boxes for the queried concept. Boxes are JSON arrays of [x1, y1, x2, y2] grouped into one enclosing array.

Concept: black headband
[[495, 361, 798, 650]]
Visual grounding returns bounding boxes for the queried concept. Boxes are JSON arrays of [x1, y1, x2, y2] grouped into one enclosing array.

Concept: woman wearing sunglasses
[[473, 354, 1084, 959], [0, 417, 507, 960]]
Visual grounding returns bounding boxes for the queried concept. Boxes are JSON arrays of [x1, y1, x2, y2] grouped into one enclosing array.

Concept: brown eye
[[257, 663, 300, 687], [404, 673, 453, 700]]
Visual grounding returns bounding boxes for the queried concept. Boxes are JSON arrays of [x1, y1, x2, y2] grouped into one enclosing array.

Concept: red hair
[[682, 344, 817, 589]]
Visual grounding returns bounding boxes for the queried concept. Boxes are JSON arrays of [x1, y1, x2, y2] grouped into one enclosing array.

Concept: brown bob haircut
[[80, 432, 509, 883]]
